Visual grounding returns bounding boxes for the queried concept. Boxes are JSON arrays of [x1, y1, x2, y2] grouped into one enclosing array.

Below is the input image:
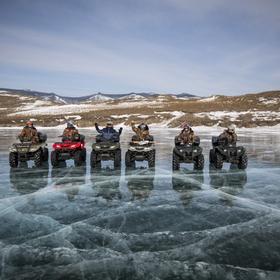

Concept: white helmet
[[227, 124, 236, 133]]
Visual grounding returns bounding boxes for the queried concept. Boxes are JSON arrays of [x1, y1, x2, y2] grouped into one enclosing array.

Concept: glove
[[95, 122, 98, 126]]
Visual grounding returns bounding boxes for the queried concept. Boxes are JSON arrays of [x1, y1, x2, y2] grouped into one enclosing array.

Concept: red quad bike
[[51, 135, 86, 167]]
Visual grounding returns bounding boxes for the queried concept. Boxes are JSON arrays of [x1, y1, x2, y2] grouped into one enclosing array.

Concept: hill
[[0, 88, 279, 128]]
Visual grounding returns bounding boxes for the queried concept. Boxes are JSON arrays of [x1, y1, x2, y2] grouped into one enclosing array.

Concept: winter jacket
[[218, 130, 237, 144], [95, 124, 122, 141], [131, 124, 150, 141], [62, 127, 80, 140], [177, 129, 195, 144], [18, 126, 39, 143]]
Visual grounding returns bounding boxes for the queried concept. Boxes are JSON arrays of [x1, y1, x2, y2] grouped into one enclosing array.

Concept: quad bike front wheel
[[194, 154, 204, 170], [114, 149, 121, 168], [125, 150, 135, 168], [214, 152, 223, 169], [209, 149, 215, 164], [74, 150, 84, 166], [172, 152, 180, 171], [51, 150, 59, 167], [9, 152, 18, 168], [238, 153, 248, 170], [34, 149, 43, 167], [90, 151, 101, 168], [147, 150, 155, 168], [43, 148, 49, 162]]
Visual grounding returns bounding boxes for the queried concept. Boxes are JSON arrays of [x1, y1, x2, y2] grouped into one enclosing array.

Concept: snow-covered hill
[[0, 88, 279, 128]]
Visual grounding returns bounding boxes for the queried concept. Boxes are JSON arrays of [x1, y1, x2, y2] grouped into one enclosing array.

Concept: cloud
[[0, 1, 279, 95]]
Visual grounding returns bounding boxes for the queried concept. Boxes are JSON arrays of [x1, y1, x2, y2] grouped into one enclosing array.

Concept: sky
[[0, 0, 279, 97]]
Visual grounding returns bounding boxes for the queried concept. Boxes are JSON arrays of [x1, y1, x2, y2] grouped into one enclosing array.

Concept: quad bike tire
[[209, 149, 215, 164], [147, 150, 155, 168], [43, 148, 49, 162], [214, 152, 223, 169], [74, 150, 84, 166], [172, 152, 180, 171], [238, 153, 248, 170], [114, 149, 121, 168], [9, 152, 18, 168], [194, 154, 204, 170], [90, 151, 101, 168], [81, 148, 87, 162], [34, 149, 43, 167], [125, 151, 135, 168], [51, 150, 59, 167]]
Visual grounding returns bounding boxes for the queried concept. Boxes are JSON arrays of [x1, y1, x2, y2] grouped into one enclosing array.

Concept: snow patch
[[258, 97, 280, 105], [198, 95, 219, 102]]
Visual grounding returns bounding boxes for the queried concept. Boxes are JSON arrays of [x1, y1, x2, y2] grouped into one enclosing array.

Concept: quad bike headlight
[[224, 149, 227, 152], [110, 145, 116, 149], [193, 149, 197, 153], [95, 146, 101, 149]]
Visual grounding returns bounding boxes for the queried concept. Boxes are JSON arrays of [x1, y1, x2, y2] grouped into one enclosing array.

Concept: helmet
[[181, 122, 190, 130], [227, 124, 236, 133], [67, 122, 74, 128], [138, 123, 148, 130], [26, 120, 33, 127]]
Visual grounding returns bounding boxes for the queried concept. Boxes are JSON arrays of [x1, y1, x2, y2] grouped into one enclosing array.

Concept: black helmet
[[138, 123, 148, 130], [67, 122, 75, 129]]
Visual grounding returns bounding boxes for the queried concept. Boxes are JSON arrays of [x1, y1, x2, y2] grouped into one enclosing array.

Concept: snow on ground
[[258, 97, 280, 105], [111, 114, 140, 118], [118, 94, 146, 100], [15, 100, 54, 111], [9, 100, 163, 116], [195, 111, 280, 121], [88, 94, 113, 101], [198, 95, 219, 102], [0, 92, 32, 100], [65, 115, 82, 120]]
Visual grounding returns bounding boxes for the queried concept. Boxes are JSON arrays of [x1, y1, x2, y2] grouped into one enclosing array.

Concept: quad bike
[[125, 136, 155, 168], [9, 132, 49, 168], [51, 134, 86, 167], [172, 136, 204, 170], [90, 134, 121, 169], [209, 136, 248, 170]]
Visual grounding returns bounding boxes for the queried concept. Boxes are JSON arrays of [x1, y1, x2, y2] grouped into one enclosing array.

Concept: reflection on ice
[[91, 168, 122, 200], [125, 168, 155, 201]]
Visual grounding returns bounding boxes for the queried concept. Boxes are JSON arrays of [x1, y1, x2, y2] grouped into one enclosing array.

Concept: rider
[[176, 123, 195, 144], [131, 121, 151, 141], [95, 121, 123, 142], [62, 122, 80, 141], [218, 124, 237, 144], [18, 120, 39, 143]]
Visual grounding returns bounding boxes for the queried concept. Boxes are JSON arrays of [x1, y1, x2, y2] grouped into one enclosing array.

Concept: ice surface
[[0, 128, 280, 279]]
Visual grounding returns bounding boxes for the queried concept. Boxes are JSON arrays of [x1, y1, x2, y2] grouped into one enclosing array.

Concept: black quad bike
[[9, 132, 49, 168], [125, 136, 155, 168], [209, 136, 248, 170], [172, 136, 204, 171], [90, 134, 121, 169], [51, 134, 86, 167]]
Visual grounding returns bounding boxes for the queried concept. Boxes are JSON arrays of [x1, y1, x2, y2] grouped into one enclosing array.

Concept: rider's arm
[[95, 123, 102, 133], [119, 127, 123, 135], [131, 122, 138, 133]]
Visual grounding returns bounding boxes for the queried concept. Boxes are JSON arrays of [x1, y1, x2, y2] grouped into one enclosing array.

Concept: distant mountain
[[0, 88, 197, 104]]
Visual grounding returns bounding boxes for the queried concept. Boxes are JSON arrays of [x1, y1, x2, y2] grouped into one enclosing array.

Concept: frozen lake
[[0, 127, 280, 279]]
